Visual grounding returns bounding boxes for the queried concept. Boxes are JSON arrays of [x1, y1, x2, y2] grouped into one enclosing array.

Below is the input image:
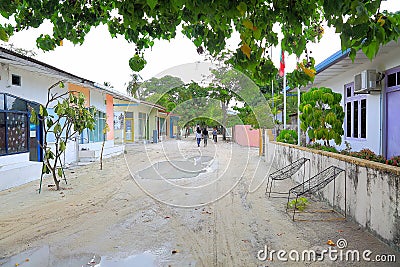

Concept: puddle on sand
[[187, 155, 214, 165], [136, 156, 217, 180], [0, 246, 155, 267], [92, 252, 155, 267], [0, 246, 51, 267]]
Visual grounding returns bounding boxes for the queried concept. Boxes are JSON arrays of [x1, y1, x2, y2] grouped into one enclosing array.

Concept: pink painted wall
[[106, 94, 114, 140], [233, 125, 260, 147]]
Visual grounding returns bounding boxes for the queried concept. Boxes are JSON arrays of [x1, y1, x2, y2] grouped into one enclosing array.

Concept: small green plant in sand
[[288, 197, 309, 211]]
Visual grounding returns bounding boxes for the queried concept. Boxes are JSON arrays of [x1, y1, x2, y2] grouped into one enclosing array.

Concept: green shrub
[[299, 87, 344, 146], [306, 143, 338, 153], [348, 148, 385, 163], [306, 143, 399, 167], [277, 129, 298, 144], [321, 145, 339, 153], [288, 197, 309, 211]]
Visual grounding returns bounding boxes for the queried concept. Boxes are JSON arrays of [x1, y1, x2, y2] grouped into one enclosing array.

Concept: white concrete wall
[[80, 139, 114, 151], [48, 139, 78, 166], [0, 61, 123, 190], [266, 137, 400, 250], [0, 63, 70, 191], [0, 64, 65, 106], [316, 45, 400, 155], [0, 152, 28, 166], [90, 90, 106, 113]]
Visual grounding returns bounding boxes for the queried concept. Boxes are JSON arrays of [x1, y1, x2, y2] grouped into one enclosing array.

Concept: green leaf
[[237, 2, 247, 16], [54, 123, 61, 134], [60, 140, 66, 152], [362, 39, 379, 60], [30, 109, 38, 124], [42, 164, 50, 174], [349, 48, 357, 62], [57, 167, 63, 177], [243, 19, 253, 30], [39, 105, 48, 117], [46, 118, 54, 127], [147, 0, 158, 10], [253, 28, 261, 40], [0, 26, 9, 42], [193, 37, 202, 47]]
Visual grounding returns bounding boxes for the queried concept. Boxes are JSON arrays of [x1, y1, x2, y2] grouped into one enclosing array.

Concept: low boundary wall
[[233, 125, 259, 147], [265, 131, 400, 250]]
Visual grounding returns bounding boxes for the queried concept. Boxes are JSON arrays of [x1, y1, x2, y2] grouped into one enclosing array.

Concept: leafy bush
[[299, 87, 344, 146], [309, 144, 398, 167], [386, 156, 400, 167], [347, 149, 386, 164], [276, 129, 298, 144], [288, 197, 309, 211], [306, 143, 339, 153]]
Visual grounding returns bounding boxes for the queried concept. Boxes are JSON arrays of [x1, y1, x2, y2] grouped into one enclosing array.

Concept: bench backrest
[[289, 166, 344, 196]]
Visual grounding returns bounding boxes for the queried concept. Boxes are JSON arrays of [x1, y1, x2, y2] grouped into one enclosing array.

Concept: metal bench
[[286, 165, 346, 221], [266, 157, 310, 197]]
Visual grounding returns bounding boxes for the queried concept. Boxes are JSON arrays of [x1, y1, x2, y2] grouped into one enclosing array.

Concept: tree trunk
[[100, 139, 105, 170], [52, 170, 60, 190], [222, 101, 227, 140]]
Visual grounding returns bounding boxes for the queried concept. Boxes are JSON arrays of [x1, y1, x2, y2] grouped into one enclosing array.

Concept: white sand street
[[0, 140, 398, 266]]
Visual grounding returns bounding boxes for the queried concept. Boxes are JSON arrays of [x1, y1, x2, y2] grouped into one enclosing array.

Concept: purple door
[[387, 91, 400, 158], [386, 67, 400, 159]]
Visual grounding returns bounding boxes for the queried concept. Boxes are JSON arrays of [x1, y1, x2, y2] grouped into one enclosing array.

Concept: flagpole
[[279, 49, 286, 130], [283, 71, 287, 129], [271, 46, 274, 109]]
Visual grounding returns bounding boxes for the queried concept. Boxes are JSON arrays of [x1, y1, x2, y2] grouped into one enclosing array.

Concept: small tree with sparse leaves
[[30, 81, 95, 191], [100, 121, 110, 170]]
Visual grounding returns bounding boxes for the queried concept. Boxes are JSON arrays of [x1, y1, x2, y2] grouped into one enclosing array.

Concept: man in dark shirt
[[202, 127, 209, 147]]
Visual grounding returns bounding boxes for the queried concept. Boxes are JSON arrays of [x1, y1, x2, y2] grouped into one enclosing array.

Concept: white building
[[304, 40, 400, 159], [0, 47, 125, 190]]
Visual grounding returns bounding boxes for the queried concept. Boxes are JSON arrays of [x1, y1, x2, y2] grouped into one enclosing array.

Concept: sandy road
[[0, 140, 399, 266]]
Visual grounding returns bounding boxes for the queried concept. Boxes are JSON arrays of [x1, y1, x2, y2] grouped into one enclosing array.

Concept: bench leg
[[265, 176, 270, 195], [292, 195, 298, 221], [268, 179, 274, 197], [286, 192, 291, 212]]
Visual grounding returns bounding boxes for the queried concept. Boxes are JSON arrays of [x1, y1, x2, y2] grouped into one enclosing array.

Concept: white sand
[[0, 140, 398, 266]]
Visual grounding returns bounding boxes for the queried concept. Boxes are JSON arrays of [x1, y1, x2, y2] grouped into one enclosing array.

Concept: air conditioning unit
[[354, 70, 377, 94]]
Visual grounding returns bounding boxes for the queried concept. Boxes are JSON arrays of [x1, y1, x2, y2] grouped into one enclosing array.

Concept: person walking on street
[[185, 126, 190, 138], [212, 127, 218, 143], [202, 127, 209, 147], [196, 128, 202, 147]]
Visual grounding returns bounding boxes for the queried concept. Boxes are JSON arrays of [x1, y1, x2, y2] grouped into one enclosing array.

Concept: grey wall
[[265, 135, 400, 250]]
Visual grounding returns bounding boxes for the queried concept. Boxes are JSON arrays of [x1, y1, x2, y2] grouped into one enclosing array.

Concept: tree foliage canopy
[[299, 87, 344, 146], [1, 0, 399, 86]]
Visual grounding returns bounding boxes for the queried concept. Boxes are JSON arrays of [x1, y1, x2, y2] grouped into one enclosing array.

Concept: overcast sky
[[0, 0, 398, 93]]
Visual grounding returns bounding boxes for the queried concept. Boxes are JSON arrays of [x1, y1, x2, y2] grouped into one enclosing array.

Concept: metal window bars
[[286, 165, 347, 221], [266, 157, 310, 197]]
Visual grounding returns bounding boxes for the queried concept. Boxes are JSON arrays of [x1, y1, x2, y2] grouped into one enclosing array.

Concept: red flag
[[279, 50, 285, 77]]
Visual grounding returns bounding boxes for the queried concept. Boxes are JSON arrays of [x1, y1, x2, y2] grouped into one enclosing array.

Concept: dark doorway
[[29, 103, 43, 162]]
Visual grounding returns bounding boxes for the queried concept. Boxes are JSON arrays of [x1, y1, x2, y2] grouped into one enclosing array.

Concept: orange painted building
[[68, 83, 90, 107], [106, 94, 114, 141]]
